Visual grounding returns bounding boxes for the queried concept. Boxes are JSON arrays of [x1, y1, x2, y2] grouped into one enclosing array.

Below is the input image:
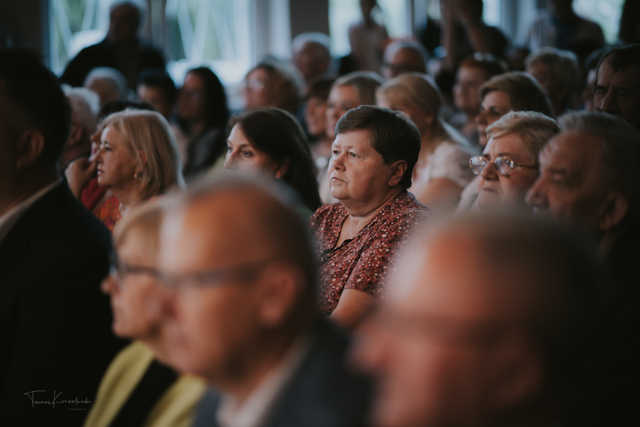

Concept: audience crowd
[[1, 0, 639, 426]]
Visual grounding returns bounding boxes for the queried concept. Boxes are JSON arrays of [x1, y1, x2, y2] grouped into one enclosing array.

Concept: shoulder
[[147, 375, 206, 427], [311, 203, 345, 229]]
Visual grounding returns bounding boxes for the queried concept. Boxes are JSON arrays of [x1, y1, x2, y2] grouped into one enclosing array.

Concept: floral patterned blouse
[[311, 191, 427, 315]]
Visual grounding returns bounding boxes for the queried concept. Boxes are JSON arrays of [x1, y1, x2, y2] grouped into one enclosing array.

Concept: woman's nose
[[480, 160, 498, 180]]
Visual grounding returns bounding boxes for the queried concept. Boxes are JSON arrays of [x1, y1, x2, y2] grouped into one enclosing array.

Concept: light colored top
[[216, 337, 309, 427], [414, 141, 473, 190], [84, 341, 205, 427], [0, 179, 60, 244], [457, 175, 481, 212]]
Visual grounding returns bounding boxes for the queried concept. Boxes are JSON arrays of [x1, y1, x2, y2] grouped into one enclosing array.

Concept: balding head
[[158, 173, 318, 387], [355, 210, 604, 427], [383, 41, 428, 79]]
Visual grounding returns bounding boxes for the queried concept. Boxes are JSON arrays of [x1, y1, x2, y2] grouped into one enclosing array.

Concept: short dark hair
[[596, 43, 640, 78], [459, 53, 508, 80], [230, 108, 321, 211], [336, 105, 420, 189], [0, 49, 70, 168], [306, 77, 335, 101], [334, 71, 384, 105], [138, 68, 178, 106]]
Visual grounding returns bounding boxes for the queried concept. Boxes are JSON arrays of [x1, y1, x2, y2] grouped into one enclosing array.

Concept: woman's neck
[[111, 183, 144, 213], [345, 187, 402, 220]]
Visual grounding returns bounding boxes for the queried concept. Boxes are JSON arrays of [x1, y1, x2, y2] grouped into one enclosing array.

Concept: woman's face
[[474, 132, 539, 210], [328, 129, 396, 204], [305, 96, 328, 138], [101, 228, 166, 339], [224, 124, 285, 178], [177, 72, 206, 121], [244, 68, 272, 111], [475, 90, 512, 147], [454, 65, 487, 115], [95, 125, 139, 189], [326, 85, 361, 139]]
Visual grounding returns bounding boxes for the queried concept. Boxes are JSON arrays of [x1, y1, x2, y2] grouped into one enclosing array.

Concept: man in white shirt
[[158, 173, 372, 427]]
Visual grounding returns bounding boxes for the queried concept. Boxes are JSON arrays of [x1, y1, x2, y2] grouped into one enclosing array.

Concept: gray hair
[[292, 32, 331, 55], [384, 40, 429, 65], [334, 71, 384, 105], [63, 86, 100, 133], [84, 67, 128, 101], [526, 47, 580, 94], [559, 111, 640, 202], [487, 111, 559, 158]]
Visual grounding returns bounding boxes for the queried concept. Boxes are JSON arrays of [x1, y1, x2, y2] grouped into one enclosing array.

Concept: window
[[574, 0, 624, 42]]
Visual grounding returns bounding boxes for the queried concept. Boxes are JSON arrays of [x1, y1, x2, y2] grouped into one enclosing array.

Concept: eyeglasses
[[109, 257, 162, 285], [156, 258, 277, 289], [469, 155, 537, 176]]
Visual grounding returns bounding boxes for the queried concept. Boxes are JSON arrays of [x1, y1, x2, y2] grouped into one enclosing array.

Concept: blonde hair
[[101, 109, 184, 199], [377, 72, 466, 145], [113, 196, 168, 254], [486, 111, 559, 158]]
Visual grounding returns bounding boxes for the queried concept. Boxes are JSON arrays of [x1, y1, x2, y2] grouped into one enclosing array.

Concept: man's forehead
[[598, 59, 640, 84], [542, 132, 601, 167]]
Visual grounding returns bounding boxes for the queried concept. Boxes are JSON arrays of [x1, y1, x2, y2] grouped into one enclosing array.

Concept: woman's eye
[[241, 150, 253, 158], [348, 151, 357, 158]]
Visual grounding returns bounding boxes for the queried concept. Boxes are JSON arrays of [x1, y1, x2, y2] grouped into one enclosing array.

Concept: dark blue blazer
[[192, 319, 373, 427], [0, 182, 124, 425]]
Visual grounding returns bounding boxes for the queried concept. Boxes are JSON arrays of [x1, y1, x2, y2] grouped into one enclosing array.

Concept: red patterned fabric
[[94, 195, 121, 232], [80, 177, 107, 211], [311, 191, 426, 315]]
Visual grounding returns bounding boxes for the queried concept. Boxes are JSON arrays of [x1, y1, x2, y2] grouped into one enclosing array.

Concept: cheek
[[499, 174, 538, 199]]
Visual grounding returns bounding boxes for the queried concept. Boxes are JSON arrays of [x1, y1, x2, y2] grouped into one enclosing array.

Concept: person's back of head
[[526, 47, 580, 115], [292, 32, 332, 83], [108, 0, 144, 43], [0, 48, 71, 175], [383, 40, 429, 78], [84, 67, 129, 107]]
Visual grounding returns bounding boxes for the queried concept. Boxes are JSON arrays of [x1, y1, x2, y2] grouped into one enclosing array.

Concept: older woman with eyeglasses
[[470, 111, 559, 210], [85, 199, 205, 427]]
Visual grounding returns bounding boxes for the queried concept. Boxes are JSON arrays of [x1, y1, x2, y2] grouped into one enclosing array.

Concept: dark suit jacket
[[192, 319, 372, 427], [0, 182, 124, 425], [60, 38, 165, 89]]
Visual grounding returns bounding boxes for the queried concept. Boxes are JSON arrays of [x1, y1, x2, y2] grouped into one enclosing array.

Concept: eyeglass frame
[[469, 154, 538, 177]]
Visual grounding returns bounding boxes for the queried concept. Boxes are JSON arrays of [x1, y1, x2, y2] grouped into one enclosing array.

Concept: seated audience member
[[176, 66, 230, 179], [243, 61, 301, 114], [311, 106, 426, 328], [84, 66, 129, 107], [137, 69, 177, 120], [451, 54, 507, 143], [66, 101, 154, 230], [377, 73, 473, 210], [224, 108, 321, 213], [355, 211, 606, 427], [320, 71, 383, 202], [593, 43, 640, 130], [470, 111, 559, 211], [526, 0, 604, 61], [292, 32, 333, 88], [61, 0, 165, 90], [60, 85, 100, 169], [85, 199, 205, 427], [0, 49, 122, 424], [526, 47, 580, 116], [526, 111, 640, 270], [458, 72, 553, 210], [83, 109, 183, 229], [382, 40, 428, 79], [158, 174, 373, 427], [305, 77, 334, 163]]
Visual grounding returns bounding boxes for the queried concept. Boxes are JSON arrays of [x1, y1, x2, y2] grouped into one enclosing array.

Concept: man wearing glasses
[[157, 174, 372, 427]]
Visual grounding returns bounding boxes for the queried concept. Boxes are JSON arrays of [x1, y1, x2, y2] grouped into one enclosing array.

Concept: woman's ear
[[388, 160, 408, 187], [16, 129, 46, 170]]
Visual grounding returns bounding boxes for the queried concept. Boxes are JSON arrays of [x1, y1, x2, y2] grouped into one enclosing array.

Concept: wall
[[0, 0, 49, 63]]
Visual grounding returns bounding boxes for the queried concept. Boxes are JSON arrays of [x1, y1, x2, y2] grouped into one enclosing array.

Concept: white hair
[[383, 39, 429, 63], [84, 66, 129, 100], [292, 32, 331, 55], [63, 86, 100, 133]]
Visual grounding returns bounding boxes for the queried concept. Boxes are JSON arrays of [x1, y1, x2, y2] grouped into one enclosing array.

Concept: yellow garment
[[84, 341, 205, 427]]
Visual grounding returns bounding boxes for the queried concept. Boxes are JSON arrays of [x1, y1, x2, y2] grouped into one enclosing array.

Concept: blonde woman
[[377, 73, 473, 211], [85, 199, 205, 427], [94, 109, 184, 225]]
